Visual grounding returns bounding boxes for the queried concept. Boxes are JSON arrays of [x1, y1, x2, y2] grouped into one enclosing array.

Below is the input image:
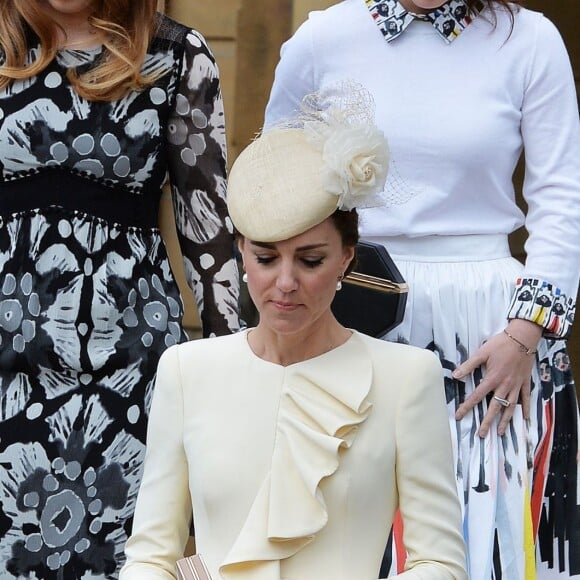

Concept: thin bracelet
[[503, 329, 538, 356]]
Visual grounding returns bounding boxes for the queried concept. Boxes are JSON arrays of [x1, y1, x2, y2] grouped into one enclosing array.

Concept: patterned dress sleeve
[[166, 29, 240, 337]]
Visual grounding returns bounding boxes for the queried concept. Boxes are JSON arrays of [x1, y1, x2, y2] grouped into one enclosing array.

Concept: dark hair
[[473, 0, 523, 9], [472, 0, 524, 31], [330, 209, 359, 276]]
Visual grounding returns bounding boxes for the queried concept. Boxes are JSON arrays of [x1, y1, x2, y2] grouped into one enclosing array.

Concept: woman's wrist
[[504, 318, 543, 353]]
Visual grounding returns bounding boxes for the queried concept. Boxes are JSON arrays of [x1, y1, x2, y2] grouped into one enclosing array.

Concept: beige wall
[[292, 0, 335, 29]]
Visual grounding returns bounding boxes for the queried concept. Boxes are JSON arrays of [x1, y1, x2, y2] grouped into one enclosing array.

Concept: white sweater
[[265, 0, 580, 303]]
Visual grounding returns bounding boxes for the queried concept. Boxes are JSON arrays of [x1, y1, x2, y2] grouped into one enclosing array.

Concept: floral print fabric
[[0, 15, 238, 579]]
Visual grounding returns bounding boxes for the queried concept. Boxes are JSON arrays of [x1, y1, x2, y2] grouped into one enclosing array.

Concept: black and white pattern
[[0, 15, 239, 579], [365, 0, 483, 43]]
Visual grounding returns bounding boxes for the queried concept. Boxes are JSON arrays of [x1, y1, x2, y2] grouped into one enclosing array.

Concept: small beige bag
[[176, 554, 212, 580]]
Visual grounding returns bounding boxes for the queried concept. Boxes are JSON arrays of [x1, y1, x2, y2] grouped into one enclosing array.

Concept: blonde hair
[[0, 0, 161, 101]]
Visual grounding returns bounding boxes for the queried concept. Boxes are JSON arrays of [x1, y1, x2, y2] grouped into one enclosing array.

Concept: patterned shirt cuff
[[507, 278, 575, 340]]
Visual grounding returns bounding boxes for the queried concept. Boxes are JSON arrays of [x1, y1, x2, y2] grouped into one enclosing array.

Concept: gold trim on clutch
[[344, 272, 409, 294]]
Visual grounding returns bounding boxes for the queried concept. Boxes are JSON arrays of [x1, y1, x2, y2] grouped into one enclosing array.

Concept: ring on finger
[[493, 395, 510, 408]]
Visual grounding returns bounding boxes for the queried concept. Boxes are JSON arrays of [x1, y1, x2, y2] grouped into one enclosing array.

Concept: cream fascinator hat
[[227, 83, 390, 242]]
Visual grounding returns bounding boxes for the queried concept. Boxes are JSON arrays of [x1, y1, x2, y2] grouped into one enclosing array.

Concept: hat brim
[[227, 129, 339, 242]]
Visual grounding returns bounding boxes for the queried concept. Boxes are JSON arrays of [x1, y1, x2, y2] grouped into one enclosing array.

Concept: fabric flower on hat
[[227, 80, 393, 242], [320, 122, 389, 210]]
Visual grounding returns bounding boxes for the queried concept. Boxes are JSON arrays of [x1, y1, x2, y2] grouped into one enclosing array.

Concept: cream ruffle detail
[[219, 334, 373, 580]]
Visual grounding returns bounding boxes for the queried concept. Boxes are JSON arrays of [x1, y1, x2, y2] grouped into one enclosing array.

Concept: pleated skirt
[[372, 234, 579, 580]]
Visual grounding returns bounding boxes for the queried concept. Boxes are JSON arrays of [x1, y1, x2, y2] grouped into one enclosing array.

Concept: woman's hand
[[453, 319, 543, 437]]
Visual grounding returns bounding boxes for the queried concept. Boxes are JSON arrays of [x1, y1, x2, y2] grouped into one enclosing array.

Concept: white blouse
[[265, 0, 580, 335]]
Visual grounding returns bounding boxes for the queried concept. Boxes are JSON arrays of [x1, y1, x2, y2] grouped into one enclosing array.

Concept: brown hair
[[471, 0, 524, 30], [0, 0, 160, 101], [466, 0, 524, 12], [330, 209, 359, 276]]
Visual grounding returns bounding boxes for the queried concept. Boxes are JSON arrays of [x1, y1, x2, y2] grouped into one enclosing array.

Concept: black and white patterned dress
[[0, 15, 239, 579]]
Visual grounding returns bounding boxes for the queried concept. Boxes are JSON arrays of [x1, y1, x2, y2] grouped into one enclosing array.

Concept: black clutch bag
[[331, 241, 408, 338]]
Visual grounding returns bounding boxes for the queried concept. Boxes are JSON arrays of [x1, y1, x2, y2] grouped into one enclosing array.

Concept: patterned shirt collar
[[365, 0, 483, 44]]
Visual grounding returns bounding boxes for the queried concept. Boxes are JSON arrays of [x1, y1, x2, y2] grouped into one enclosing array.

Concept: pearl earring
[[242, 273, 248, 283], [336, 276, 343, 291]]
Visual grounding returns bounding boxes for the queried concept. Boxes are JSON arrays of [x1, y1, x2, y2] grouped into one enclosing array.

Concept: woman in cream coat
[[120, 89, 467, 580]]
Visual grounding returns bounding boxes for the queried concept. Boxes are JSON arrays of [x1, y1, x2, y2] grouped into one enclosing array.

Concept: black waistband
[[0, 169, 161, 229]]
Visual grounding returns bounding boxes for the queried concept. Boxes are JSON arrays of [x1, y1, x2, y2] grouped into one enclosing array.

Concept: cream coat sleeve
[[391, 350, 467, 579], [120, 347, 191, 580]]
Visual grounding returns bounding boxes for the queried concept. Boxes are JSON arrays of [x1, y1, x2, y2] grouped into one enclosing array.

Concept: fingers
[[453, 349, 489, 420], [452, 351, 485, 381], [483, 391, 518, 437], [495, 395, 517, 437], [456, 380, 523, 437], [519, 380, 531, 421], [452, 332, 534, 436], [455, 378, 489, 420]]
